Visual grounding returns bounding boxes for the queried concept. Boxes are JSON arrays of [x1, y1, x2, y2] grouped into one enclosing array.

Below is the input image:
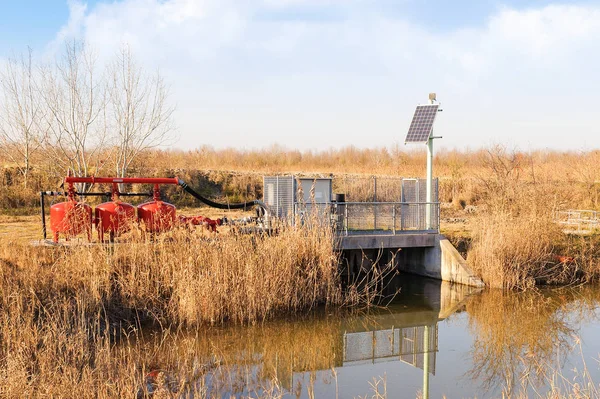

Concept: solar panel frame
[[404, 104, 439, 144]]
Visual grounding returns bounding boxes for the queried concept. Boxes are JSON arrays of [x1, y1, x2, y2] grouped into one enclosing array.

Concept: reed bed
[[0, 219, 352, 397], [466, 146, 600, 289], [0, 223, 343, 326], [4, 144, 600, 212]]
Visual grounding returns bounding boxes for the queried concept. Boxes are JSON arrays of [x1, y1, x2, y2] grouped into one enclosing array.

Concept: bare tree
[[107, 45, 174, 178], [40, 40, 107, 189], [0, 48, 44, 187]]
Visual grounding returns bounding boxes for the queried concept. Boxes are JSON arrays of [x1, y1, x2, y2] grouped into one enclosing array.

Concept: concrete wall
[[397, 235, 484, 287], [341, 234, 484, 288]]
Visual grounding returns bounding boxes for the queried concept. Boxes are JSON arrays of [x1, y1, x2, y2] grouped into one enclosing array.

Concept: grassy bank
[[458, 146, 600, 289], [0, 222, 359, 397]]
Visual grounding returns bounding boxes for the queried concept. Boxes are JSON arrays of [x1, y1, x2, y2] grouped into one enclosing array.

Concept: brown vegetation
[[0, 221, 351, 396], [466, 145, 600, 289], [3, 144, 600, 289]]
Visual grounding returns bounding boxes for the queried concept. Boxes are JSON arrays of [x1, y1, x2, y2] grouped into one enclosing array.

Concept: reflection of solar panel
[[405, 104, 439, 143]]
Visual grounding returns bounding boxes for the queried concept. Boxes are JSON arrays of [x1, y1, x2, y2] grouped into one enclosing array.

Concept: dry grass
[[466, 146, 600, 289], [0, 222, 342, 327], [4, 143, 600, 289], [3, 144, 600, 211], [468, 210, 563, 289], [0, 215, 394, 397]]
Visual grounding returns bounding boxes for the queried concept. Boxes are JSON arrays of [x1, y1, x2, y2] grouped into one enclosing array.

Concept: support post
[[345, 204, 349, 236], [373, 176, 377, 230], [392, 205, 396, 235], [40, 192, 46, 240], [426, 94, 435, 230], [426, 137, 433, 230]]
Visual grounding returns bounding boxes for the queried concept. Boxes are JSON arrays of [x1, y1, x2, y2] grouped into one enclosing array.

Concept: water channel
[[135, 275, 600, 398]]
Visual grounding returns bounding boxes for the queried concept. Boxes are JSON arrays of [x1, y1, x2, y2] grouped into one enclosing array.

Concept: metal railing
[[555, 210, 600, 231], [294, 201, 440, 234], [343, 324, 438, 373]]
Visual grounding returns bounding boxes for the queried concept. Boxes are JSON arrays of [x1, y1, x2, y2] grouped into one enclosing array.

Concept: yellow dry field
[[0, 214, 41, 242]]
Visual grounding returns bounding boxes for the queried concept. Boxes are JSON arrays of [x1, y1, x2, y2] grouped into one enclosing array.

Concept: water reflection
[[131, 276, 479, 398], [339, 278, 478, 399], [465, 286, 600, 397], [130, 278, 600, 398]]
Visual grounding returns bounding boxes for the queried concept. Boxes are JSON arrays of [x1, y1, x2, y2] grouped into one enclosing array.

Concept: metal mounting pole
[[426, 95, 435, 230], [426, 135, 433, 230]]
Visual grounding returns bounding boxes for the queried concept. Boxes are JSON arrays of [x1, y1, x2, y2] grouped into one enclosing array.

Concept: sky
[[1, 0, 599, 151]]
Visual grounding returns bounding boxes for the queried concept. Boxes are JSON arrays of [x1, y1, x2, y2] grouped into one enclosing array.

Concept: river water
[[138, 275, 600, 398]]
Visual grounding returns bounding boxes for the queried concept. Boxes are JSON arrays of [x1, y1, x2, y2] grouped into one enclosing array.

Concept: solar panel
[[405, 104, 439, 143]]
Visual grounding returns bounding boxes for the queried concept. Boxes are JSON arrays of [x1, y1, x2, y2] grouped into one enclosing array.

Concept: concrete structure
[[339, 233, 484, 288], [262, 174, 483, 288]]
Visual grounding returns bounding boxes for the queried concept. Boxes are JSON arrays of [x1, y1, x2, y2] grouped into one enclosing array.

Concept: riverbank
[[3, 266, 600, 398], [0, 220, 359, 396], [4, 201, 600, 292]]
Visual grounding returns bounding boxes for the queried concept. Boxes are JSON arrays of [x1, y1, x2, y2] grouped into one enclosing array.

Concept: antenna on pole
[[404, 93, 443, 230]]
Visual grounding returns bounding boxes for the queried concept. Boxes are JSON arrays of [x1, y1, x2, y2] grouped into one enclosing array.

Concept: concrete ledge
[[439, 236, 484, 288], [395, 234, 484, 287], [338, 233, 436, 250]]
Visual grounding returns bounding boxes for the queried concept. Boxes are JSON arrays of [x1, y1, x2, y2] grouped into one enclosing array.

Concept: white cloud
[[42, 1, 600, 150], [46, 1, 88, 57]]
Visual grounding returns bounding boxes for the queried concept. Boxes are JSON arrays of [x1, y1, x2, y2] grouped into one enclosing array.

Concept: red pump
[[49, 181, 92, 243], [95, 184, 137, 242], [44, 176, 234, 242], [137, 184, 177, 233]]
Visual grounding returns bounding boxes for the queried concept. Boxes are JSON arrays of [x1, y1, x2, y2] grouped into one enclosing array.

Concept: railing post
[[373, 176, 377, 230], [400, 203, 404, 231], [345, 204, 349, 236], [392, 205, 396, 235]]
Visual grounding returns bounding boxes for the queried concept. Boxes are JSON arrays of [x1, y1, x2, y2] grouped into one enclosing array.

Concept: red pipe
[[64, 176, 180, 185]]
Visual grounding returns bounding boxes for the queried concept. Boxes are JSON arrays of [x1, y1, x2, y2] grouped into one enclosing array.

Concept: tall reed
[[0, 215, 352, 397], [465, 146, 599, 289]]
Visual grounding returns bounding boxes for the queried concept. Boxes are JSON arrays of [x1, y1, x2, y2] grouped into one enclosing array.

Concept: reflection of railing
[[294, 202, 440, 234], [555, 210, 600, 231], [343, 324, 438, 374]]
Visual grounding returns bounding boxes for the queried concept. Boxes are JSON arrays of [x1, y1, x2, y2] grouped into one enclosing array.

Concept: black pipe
[[116, 192, 152, 197], [177, 179, 262, 210], [40, 191, 46, 240], [41, 191, 151, 197]]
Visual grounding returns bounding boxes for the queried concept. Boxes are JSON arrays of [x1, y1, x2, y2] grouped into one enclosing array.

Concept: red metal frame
[[64, 177, 179, 185], [65, 176, 180, 201]]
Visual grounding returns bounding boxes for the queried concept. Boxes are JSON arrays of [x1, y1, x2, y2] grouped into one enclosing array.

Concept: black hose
[[178, 179, 265, 211]]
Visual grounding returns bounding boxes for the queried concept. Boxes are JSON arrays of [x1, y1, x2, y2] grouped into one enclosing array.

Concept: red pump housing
[[137, 184, 176, 232], [95, 184, 137, 242], [63, 177, 181, 236], [50, 176, 226, 240], [50, 184, 92, 243]]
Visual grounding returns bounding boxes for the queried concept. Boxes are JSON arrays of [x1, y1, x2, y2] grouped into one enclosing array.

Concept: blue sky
[[0, 1, 81, 52], [1, 0, 600, 151]]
